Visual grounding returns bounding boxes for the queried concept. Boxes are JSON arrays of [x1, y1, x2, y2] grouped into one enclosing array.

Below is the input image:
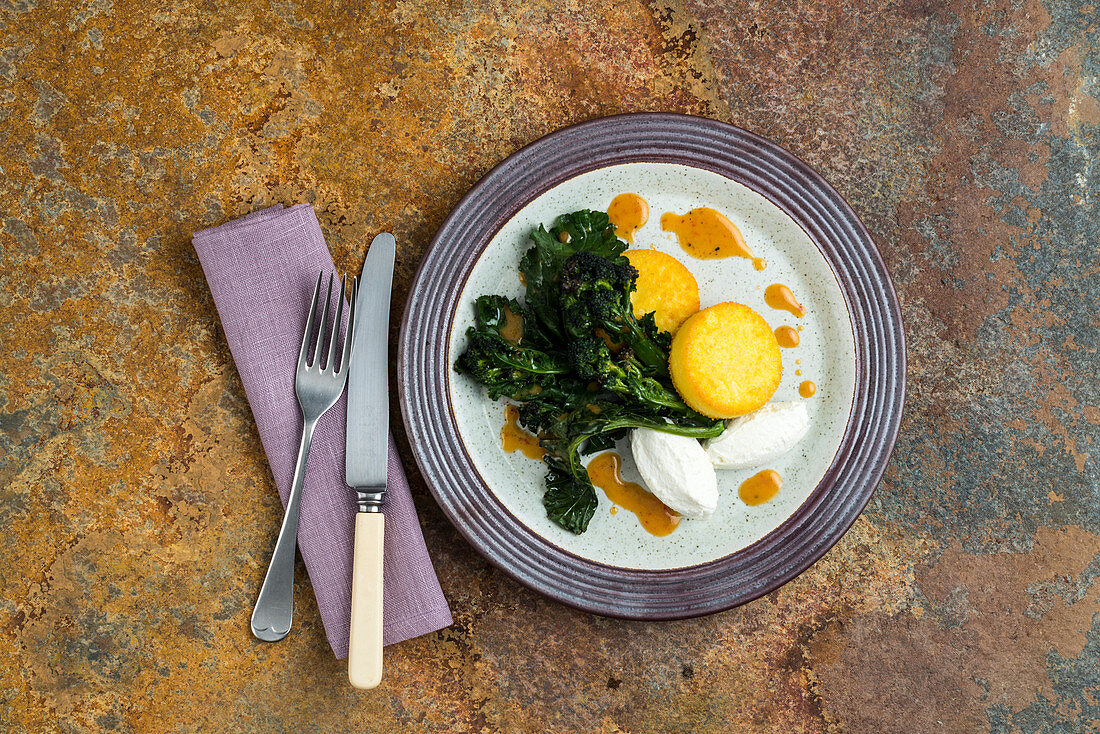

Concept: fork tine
[[338, 276, 357, 374], [326, 273, 347, 373], [299, 271, 323, 368], [313, 272, 334, 368]]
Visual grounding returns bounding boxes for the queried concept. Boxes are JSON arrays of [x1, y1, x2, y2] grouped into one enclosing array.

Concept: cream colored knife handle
[[348, 512, 384, 689]]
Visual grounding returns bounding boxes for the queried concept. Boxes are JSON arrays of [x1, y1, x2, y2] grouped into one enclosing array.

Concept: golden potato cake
[[669, 302, 782, 418], [624, 249, 700, 334]]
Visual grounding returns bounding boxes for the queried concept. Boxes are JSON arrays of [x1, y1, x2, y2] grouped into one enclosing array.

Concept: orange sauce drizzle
[[587, 452, 681, 537], [607, 193, 649, 244], [500, 303, 523, 344], [739, 469, 781, 506], [775, 326, 800, 348], [764, 283, 806, 317], [799, 380, 817, 398], [594, 327, 623, 354], [660, 208, 762, 268], [500, 404, 545, 460]]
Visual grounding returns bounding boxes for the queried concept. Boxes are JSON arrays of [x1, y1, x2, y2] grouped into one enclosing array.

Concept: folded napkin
[[193, 203, 452, 658]]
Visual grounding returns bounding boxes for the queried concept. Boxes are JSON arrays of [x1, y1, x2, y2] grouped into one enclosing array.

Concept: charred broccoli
[[559, 251, 671, 376], [567, 337, 698, 417]]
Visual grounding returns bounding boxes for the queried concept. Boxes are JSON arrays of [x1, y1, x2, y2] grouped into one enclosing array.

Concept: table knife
[[345, 232, 395, 689]]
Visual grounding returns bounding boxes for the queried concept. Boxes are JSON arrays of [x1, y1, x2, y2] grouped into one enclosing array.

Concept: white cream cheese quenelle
[[630, 428, 719, 520], [704, 401, 811, 470]]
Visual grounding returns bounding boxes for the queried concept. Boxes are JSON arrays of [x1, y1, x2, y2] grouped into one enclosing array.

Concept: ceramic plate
[[399, 114, 905, 618]]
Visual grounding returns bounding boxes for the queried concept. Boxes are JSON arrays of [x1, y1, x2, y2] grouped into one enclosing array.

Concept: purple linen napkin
[[193, 203, 452, 658]]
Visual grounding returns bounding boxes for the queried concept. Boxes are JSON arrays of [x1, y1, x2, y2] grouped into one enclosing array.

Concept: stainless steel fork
[[251, 271, 356, 642]]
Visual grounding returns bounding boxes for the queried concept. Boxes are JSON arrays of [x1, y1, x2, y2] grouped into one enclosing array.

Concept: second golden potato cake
[[624, 249, 700, 334], [669, 302, 782, 418]]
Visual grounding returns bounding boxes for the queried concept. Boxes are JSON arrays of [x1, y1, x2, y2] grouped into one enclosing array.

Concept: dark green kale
[[471, 294, 522, 335], [453, 297, 571, 401], [542, 457, 599, 535]]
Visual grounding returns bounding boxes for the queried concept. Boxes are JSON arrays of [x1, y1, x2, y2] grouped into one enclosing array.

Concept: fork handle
[[250, 418, 317, 642], [348, 512, 384, 689]]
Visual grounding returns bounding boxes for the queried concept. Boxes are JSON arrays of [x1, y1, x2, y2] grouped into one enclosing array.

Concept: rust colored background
[[1, 0, 1097, 731]]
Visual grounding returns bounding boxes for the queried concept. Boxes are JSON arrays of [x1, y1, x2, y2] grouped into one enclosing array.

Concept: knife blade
[[345, 232, 395, 690], [346, 232, 395, 504]]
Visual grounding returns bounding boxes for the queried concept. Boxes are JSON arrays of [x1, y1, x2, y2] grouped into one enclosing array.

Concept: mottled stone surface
[[1, 0, 1097, 730]]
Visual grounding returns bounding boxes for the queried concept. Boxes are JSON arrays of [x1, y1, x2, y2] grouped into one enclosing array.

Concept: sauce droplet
[[661, 208, 757, 263], [610, 506, 618, 515], [518, 271, 526, 286], [607, 193, 649, 244], [500, 404, 545, 460], [499, 303, 523, 344], [739, 469, 782, 506], [764, 283, 806, 317], [775, 325, 800, 348], [795, 369, 803, 376], [799, 380, 817, 398], [587, 452, 681, 536]]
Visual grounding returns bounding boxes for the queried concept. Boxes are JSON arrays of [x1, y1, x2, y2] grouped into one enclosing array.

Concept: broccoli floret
[[568, 337, 698, 416], [602, 356, 689, 414], [559, 250, 635, 294], [558, 252, 671, 376], [566, 335, 612, 382]]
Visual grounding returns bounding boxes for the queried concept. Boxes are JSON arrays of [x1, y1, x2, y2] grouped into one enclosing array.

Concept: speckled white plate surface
[[447, 162, 857, 570]]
